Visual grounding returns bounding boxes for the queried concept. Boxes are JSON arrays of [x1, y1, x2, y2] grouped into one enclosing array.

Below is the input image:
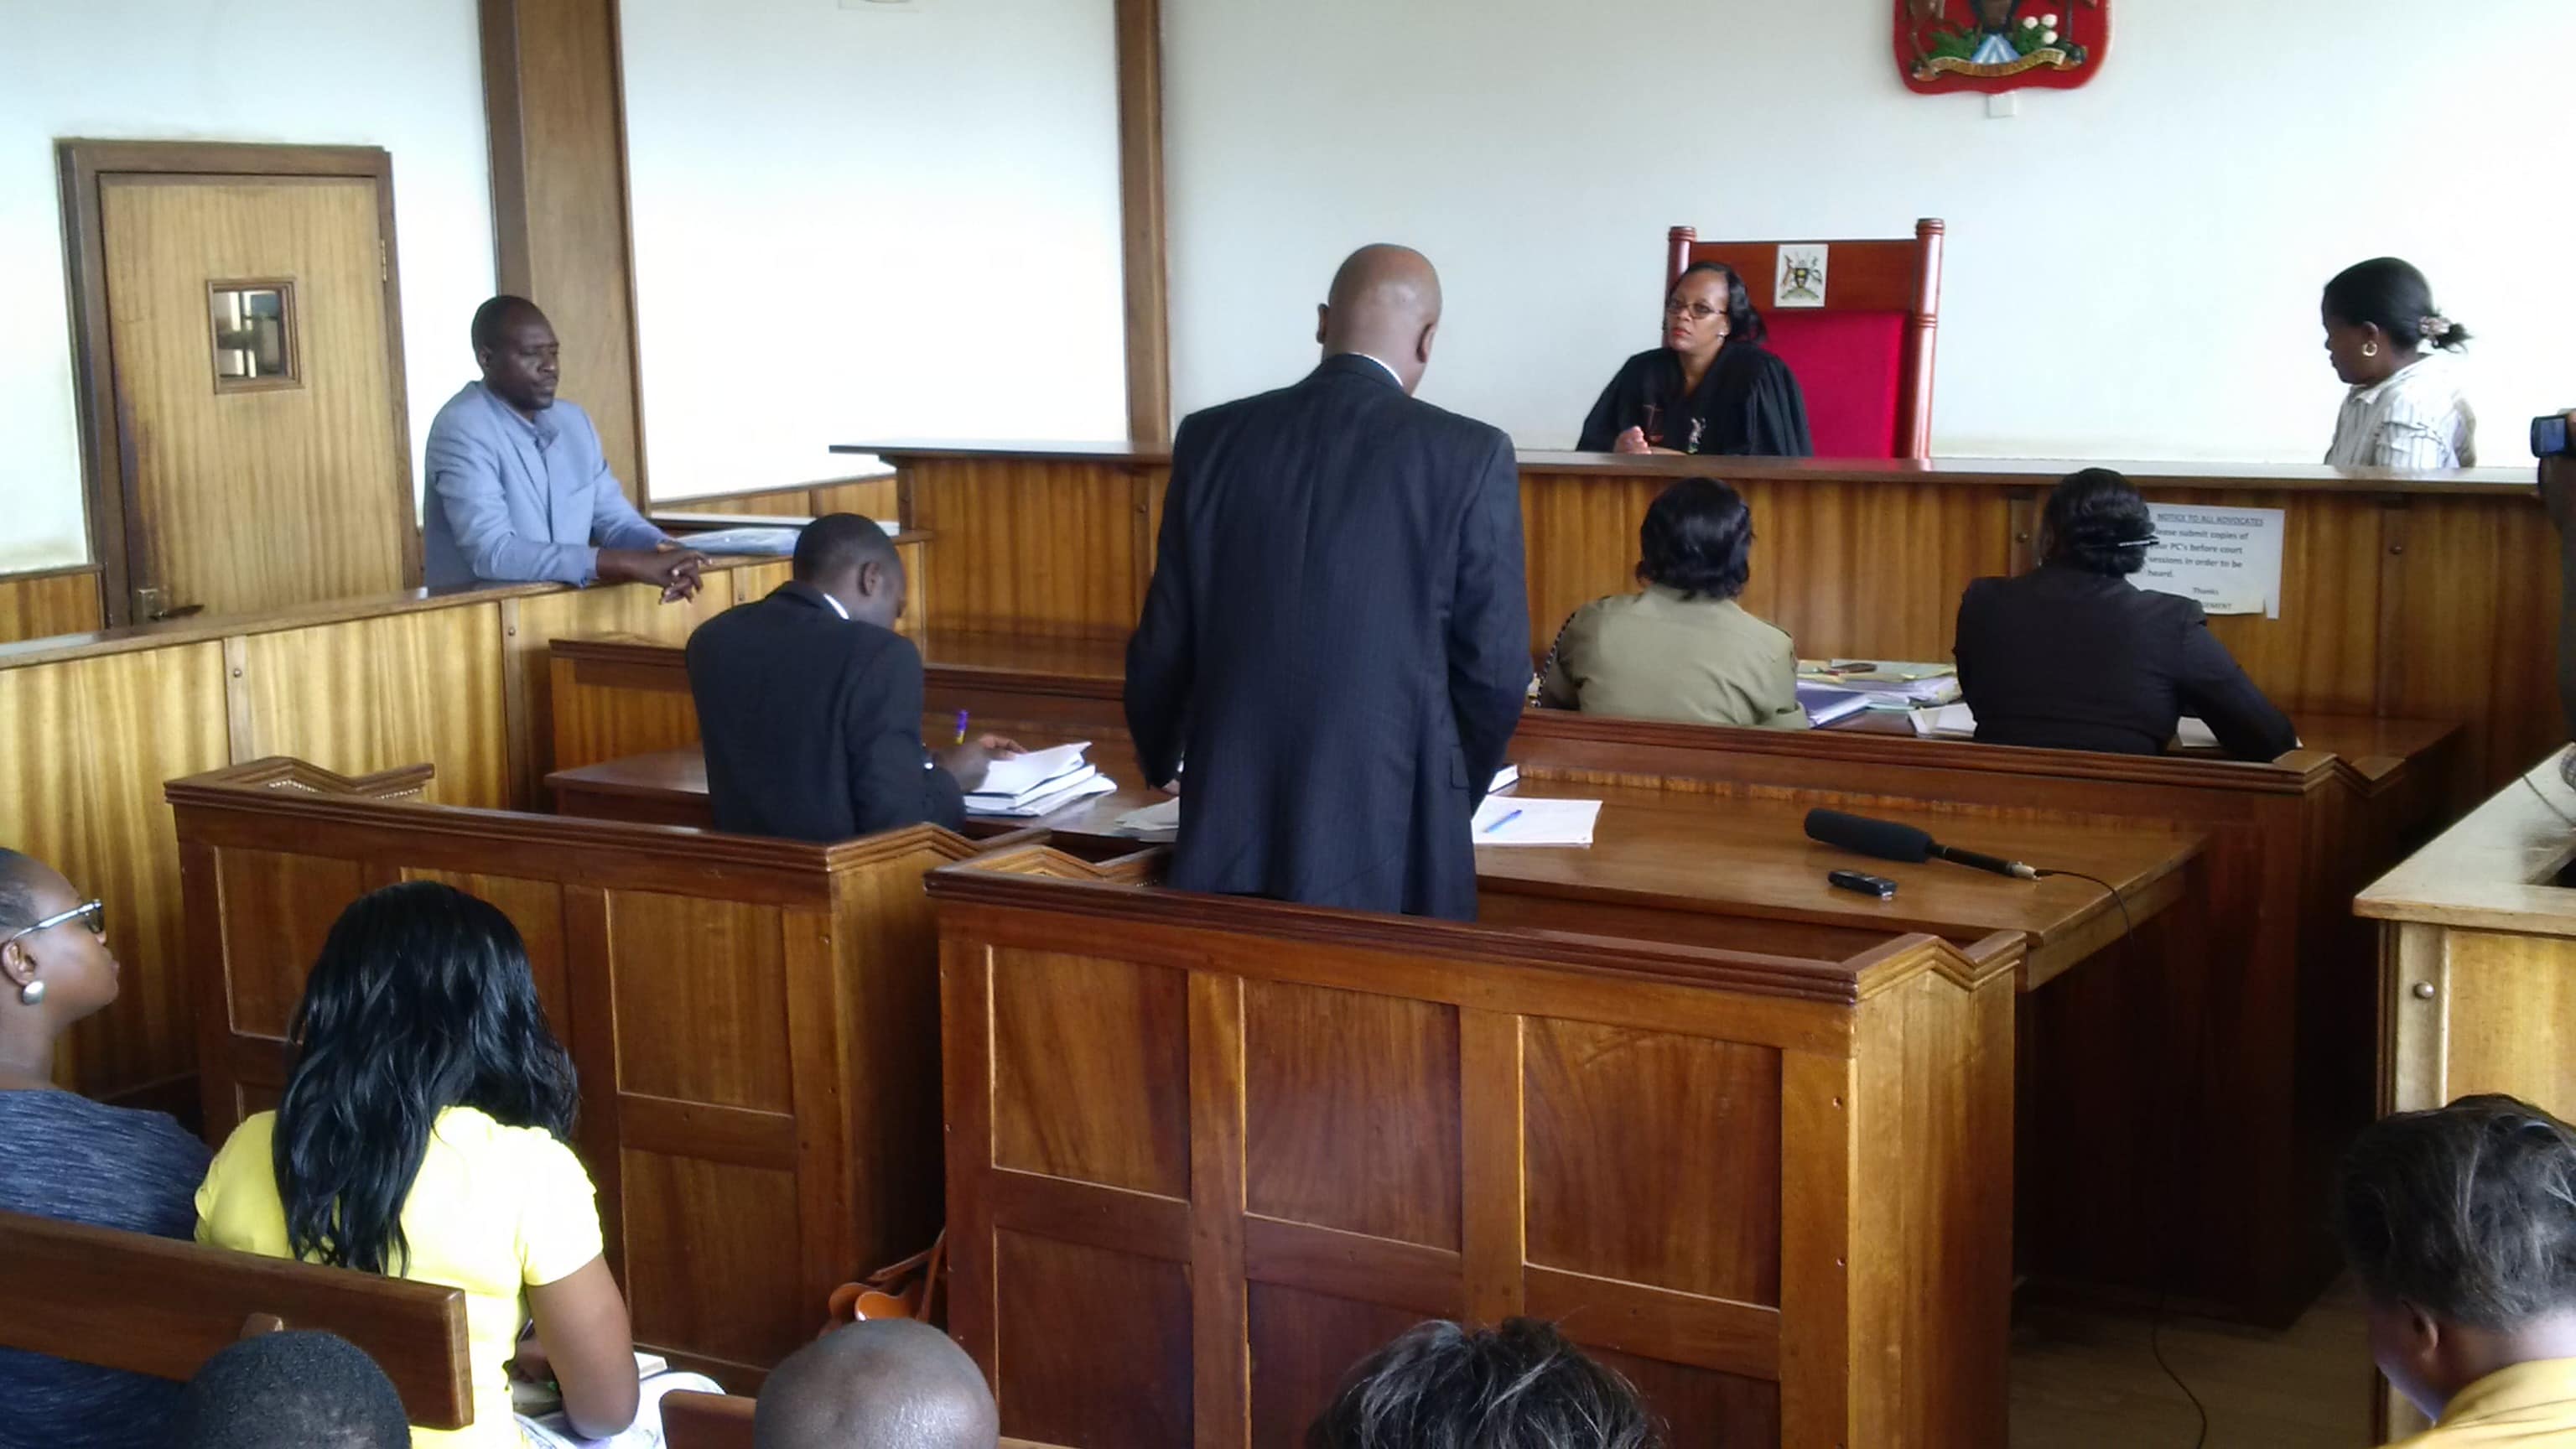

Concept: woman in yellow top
[[197, 882, 639, 1447]]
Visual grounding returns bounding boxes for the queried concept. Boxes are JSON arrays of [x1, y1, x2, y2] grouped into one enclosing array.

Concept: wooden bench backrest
[[0, 1209, 472, 1430]]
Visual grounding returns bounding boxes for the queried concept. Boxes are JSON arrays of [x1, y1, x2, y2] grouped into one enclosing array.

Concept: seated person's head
[[2334, 1094, 2576, 1419], [795, 515, 906, 631], [0, 846, 119, 1036], [2039, 468, 2156, 576], [169, 1330, 410, 1448], [754, 1318, 999, 1449], [1306, 1317, 1662, 1449], [1636, 479, 1754, 603]]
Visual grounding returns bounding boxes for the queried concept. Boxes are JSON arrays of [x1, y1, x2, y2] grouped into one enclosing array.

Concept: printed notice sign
[[2137, 504, 2284, 619]]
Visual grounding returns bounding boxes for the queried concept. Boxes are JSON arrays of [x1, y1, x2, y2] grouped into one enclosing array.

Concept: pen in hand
[[953, 709, 970, 745]]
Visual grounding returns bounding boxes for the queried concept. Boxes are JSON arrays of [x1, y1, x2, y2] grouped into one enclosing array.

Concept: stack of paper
[[674, 526, 799, 556], [1794, 683, 1872, 728], [963, 742, 1118, 818], [1472, 796, 1602, 847], [1910, 703, 1978, 739], [1800, 660, 1961, 710], [1911, 706, 2231, 751]]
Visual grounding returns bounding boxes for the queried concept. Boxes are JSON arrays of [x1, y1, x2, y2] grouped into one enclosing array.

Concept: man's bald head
[[1316, 245, 1443, 395], [754, 1321, 999, 1449]]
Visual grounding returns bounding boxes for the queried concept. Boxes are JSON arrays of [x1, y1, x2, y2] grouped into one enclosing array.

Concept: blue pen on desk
[[1482, 808, 1524, 836], [953, 709, 969, 744]]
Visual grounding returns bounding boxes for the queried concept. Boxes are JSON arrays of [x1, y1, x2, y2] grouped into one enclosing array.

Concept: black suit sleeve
[[1124, 421, 1197, 788], [846, 636, 963, 834], [1576, 365, 1631, 451], [1448, 431, 1533, 803], [2172, 603, 2298, 761], [1742, 351, 1814, 458], [1952, 582, 1987, 693]]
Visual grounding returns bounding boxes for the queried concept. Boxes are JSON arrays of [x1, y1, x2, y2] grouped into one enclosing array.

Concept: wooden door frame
[[56, 139, 422, 626]]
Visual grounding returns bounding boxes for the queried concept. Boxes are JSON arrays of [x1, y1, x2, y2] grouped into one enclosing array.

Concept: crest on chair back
[[1896, 0, 2108, 94]]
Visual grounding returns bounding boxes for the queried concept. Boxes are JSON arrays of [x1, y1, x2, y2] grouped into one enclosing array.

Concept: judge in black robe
[[1576, 262, 1814, 458]]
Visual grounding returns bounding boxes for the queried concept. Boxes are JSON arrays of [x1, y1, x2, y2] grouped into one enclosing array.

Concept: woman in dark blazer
[[1954, 470, 2298, 761]]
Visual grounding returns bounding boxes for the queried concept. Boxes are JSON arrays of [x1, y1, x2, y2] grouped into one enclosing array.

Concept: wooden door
[[96, 172, 415, 620]]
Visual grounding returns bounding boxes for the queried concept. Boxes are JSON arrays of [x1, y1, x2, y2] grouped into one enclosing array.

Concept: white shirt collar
[[2350, 353, 2438, 405], [816, 589, 849, 621]]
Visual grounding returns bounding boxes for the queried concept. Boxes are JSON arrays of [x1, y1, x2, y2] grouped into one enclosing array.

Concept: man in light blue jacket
[[421, 296, 705, 597]]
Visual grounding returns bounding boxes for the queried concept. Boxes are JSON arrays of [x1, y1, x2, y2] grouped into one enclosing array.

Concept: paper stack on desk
[[1912, 704, 2226, 751], [1801, 660, 1961, 710], [1472, 796, 1601, 847], [963, 742, 1117, 818], [673, 526, 799, 556], [1111, 796, 1182, 841]]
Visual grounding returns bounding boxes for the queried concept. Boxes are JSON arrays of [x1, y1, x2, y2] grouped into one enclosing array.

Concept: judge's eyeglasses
[[1, 900, 106, 951], [1664, 299, 1724, 321]]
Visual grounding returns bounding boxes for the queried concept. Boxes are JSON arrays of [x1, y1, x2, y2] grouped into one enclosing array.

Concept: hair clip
[[2420, 315, 2453, 339], [2111, 536, 2161, 548]]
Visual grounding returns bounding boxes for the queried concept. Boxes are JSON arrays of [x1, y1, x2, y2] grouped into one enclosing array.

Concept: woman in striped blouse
[[2321, 257, 2477, 470]]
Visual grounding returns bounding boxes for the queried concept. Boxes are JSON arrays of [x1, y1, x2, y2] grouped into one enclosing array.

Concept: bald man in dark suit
[[1124, 245, 1530, 921]]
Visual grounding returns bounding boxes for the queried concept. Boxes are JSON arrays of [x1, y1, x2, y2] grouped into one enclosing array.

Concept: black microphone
[[1803, 808, 2039, 880]]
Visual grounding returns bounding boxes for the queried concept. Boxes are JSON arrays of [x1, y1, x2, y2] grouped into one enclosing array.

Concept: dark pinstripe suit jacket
[[1124, 354, 1530, 921]]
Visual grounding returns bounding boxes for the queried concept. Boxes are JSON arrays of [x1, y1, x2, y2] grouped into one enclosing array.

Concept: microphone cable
[[2035, 866, 2210, 1449]]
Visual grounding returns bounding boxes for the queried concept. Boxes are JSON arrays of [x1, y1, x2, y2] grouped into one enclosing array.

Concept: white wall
[[621, 0, 1128, 501], [1164, 0, 2576, 463], [0, 0, 492, 574]]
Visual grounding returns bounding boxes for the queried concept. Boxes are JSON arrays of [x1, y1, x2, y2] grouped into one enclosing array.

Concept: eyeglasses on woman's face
[[1664, 299, 1725, 322], [1, 900, 106, 952]]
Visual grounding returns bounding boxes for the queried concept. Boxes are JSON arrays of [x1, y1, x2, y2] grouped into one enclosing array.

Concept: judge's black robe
[[1576, 343, 1814, 457]]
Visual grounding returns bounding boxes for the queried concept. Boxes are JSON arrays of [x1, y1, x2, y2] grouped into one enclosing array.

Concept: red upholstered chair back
[[1665, 220, 1945, 460]]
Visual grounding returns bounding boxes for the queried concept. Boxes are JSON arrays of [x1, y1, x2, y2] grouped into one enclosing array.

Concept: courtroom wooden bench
[[166, 755, 1148, 1387], [537, 633, 2454, 1320], [0, 1208, 471, 1430], [927, 842, 2021, 1448]]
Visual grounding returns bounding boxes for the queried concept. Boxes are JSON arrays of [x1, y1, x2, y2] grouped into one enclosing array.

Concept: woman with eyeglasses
[[1576, 262, 1813, 458], [0, 848, 214, 1449], [1953, 469, 2298, 761]]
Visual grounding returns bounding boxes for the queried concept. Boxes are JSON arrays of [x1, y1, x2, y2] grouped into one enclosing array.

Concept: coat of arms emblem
[[1897, 0, 2108, 95]]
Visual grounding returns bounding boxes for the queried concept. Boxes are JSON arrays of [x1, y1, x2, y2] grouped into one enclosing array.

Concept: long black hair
[[1670, 262, 1768, 346], [272, 881, 577, 1275], [2323, 257, 2471, 353]]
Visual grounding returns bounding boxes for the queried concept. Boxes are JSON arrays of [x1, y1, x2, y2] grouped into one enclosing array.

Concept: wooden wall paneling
[[811, 478, 901, 520], [0, 645, 230, 1101], [607, 891, 792, 1113], [909, 460, 1148, 639], [942, 938, 1002, 1381], [2157, 490, 2386, 722], [1187, 973, 1250, 1449], [619, 1146, 803, 1374], [1847, 953, 2014, 1443], [1457, 1007, 1527, 1328], [1522, 1018, 1782, 1306], [511, 580, 734, 802], [995, 1229, 1195, 1448], [480, 0, 651, 496], [990, 951, 1191, 1196], [2374, 494, 2563, 791], [1742, 476, 2013, 663], [1114, 0, 1171, 445], [548, 649, 702, 777], [0, 569, 104, 646], [210, 849, 366, 1046], [1242, 982, 1461, 1249], [1245, 1285, 1426, 1449], [235, 605, 512, 808], [832, 849, 953, 1275]]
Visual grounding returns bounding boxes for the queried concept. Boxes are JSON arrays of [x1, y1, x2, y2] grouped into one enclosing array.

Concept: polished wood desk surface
[[562, 625, 2453, 779], [839, 439, 2538, 496], [548, 743, 2199, 989], [2358, 747, 2576, 935]]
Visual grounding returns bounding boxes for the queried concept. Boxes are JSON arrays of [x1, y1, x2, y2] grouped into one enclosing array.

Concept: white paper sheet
[[1472, 796, 1601, 847]]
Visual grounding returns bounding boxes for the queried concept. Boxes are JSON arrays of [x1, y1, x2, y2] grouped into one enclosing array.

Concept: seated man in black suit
[[1124, 244, 1530, 921], [1954, 469, 2298, 761], [687, 515, 1013, 842]]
